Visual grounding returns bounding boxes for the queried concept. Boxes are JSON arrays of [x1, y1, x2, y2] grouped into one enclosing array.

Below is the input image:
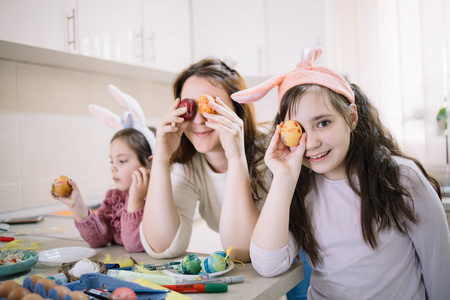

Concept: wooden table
[[0, 215, 303, 299]]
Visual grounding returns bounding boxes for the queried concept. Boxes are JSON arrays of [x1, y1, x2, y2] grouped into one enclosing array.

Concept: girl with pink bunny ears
[[51, 85, 155, 252], [233, 47, 450, 299]]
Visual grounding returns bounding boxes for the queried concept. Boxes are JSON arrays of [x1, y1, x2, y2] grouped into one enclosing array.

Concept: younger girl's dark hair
[[111, 128, 153, 168], [275, 83, 441, 267], [171, 58, 268, 201]]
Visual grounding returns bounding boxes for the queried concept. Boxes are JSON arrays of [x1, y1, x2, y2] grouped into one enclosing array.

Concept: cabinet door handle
[[67, 9, 76, 51], [136, 27, 144, 63], [147, 31, 156, 64]]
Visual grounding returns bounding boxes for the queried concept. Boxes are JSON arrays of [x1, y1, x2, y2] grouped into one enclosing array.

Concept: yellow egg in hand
[[280, 120, 302, 147]]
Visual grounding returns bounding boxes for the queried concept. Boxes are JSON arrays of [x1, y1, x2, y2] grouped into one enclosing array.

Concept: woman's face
[[288, 90, 356, 180], [180, 75, 236, 154]]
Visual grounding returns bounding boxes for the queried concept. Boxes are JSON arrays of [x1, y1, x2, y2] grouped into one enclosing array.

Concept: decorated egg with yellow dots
[[280, 120, 302, 147], [198, 94, 217, 116]]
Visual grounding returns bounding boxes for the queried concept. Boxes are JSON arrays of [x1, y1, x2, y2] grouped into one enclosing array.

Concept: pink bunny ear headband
[[231, 47, 355, 106], [88, 84, 156, 153]]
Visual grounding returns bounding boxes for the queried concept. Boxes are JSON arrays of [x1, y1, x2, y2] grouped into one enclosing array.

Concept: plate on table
[[162, 256, 234, 280], [38, 247, 97, 266], [0, 249, 39, 276]]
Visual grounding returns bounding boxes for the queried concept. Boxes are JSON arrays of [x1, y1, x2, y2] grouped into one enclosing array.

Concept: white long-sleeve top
[[250, 157, 450, 300], [140, 153, 267, 258]]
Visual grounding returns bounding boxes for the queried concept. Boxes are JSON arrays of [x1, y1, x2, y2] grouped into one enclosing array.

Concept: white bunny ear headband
[[88, 84, 156, 153], [231, 47, 354, 106]]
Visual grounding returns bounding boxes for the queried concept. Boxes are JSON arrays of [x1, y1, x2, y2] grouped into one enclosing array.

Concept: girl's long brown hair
[[275, 84, 441, 267], [172, 58, 268, 201]]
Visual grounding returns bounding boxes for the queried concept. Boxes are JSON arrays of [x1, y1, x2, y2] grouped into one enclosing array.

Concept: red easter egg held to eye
[[178, 99, 197, 121]]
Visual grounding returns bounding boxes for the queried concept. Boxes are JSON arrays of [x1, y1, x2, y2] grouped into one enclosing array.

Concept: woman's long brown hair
[[171, 58, 268, 201], [274, 84, 441, 267]]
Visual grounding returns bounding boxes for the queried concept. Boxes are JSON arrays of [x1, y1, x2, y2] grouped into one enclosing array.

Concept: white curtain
[[325, 0, 450, 168]]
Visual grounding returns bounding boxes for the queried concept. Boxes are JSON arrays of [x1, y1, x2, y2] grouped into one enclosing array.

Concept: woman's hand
[[154, 98, 190, 162], [50, 179, 89, 222], [265, 123, 306, 180], [203, 97, 245, 161], [128, 167, 150, 212]]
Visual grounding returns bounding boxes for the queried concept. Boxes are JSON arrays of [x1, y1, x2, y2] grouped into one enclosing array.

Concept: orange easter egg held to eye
[[53, 175, 72, 197], [280, 120, 302, 147], [198, 94, 217, 116]]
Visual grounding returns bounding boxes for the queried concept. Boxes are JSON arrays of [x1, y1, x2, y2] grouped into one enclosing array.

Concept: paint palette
[[0, 249, 39, 276]]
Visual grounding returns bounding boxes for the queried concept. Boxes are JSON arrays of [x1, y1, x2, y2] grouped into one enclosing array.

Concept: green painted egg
[[181, 254, 202, 275]]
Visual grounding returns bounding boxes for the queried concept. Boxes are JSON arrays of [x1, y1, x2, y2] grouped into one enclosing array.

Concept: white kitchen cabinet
[[141, 0, 191, 73], [77, 0, 142, 65], [191, 0, 266, 76], [0, 0, 77, 53], [266, 0, 326, 74]]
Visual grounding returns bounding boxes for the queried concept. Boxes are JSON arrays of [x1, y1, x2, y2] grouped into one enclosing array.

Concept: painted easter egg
[[198, 95, 217, 116], [203, 254, 228, 273], [178, 99, 197, 121], [181, 254, 202, 275], [280, 120, 302, 147], [53, 175, 72, 197]]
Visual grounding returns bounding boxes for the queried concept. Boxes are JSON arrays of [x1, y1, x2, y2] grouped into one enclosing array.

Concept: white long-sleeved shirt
[[251, 157, 450, 300], [140, 153, 267, 258]]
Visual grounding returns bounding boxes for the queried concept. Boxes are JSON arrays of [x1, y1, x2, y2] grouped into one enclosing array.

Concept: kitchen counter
[[0, 215, 303, 299]]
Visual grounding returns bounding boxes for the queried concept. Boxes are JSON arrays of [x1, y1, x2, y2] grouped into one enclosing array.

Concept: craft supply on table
[[106, 269, 177, 286], [65, 273, 167, 300], [0, 249, 39, 276], [46, 272, 68, 285], [0, 237, 14, 242], [177, 275, 244, 285], [162, 283, 228, 294], [129, 278, 192, 300]]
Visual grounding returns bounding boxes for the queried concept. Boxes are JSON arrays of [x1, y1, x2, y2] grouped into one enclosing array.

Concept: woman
[[140, 58, 269, 262]]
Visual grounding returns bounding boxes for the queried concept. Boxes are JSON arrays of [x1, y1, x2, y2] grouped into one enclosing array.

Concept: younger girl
[[232, 47, 450, 299], [52, 85, 154, 253]]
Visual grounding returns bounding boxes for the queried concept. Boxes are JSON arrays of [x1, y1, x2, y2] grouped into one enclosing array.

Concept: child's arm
[[403, 164, 450, 299], [252, 126, 306, 250], [120, 167, 149, 252], [51, 179, 89, 222]]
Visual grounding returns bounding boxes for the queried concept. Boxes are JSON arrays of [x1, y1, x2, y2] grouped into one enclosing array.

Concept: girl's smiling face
[[110, 138, 145, 191], [288, 90, 357, 180]]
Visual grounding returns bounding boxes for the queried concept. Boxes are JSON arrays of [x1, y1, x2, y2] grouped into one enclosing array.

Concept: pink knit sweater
[[75, 189, 144, 252]]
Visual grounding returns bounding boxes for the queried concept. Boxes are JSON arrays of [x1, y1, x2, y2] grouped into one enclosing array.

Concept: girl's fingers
[[68, 179, 78, 191], [132, 171, 142, 185], [268, 125, 282, 151]]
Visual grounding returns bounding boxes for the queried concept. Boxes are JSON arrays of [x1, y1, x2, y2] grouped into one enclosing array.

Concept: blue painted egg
[[203, 254, 228, 273]]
